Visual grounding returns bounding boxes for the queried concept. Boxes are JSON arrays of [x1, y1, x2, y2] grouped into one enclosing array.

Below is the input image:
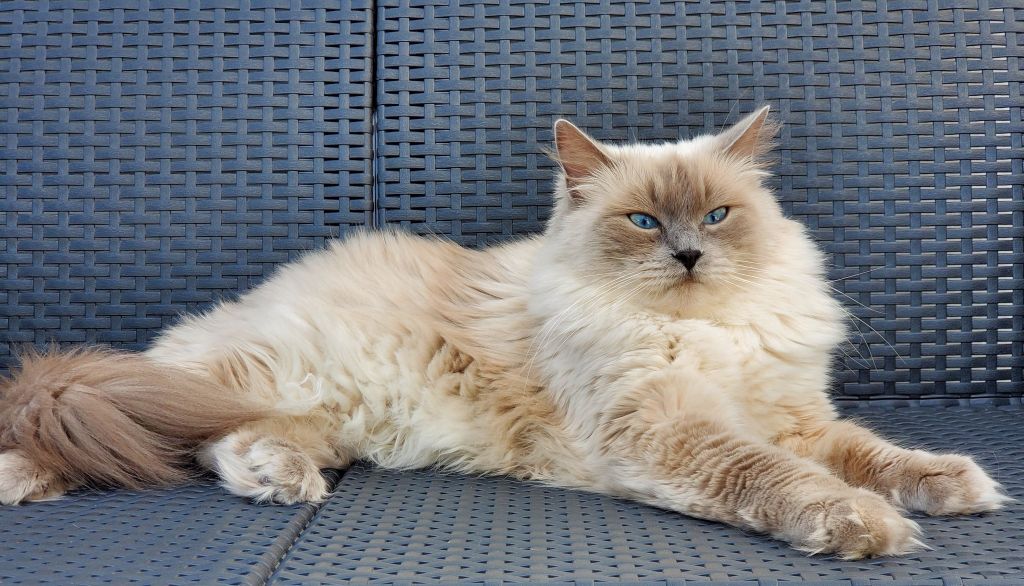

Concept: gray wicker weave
[[0, 1, 373, 365], [0, 475, 337, 585], [0, 0, 1021, 584]]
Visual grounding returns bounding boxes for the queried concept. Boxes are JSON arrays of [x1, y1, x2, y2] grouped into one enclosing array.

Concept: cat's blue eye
[[703, 206, 729, 225], [628, 213, 660, 230]]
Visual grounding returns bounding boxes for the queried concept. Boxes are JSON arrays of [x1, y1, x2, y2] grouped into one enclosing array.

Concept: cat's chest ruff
[[633, 313, 836, 439], [638, 312, 833, 388]]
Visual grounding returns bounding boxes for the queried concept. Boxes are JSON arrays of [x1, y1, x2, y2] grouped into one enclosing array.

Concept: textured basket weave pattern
[[0, 2, 373, 364], [2, 1, 1023, 400]]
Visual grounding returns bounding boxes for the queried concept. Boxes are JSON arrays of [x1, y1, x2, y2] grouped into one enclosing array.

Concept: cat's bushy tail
[[0, 347, 268, 490]]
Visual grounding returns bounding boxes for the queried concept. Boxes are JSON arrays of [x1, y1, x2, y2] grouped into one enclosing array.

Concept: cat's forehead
[[605, 138, 735, 215], [610, 135, 715, 160]]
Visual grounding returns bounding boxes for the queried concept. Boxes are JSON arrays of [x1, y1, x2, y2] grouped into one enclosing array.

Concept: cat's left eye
[[703, 206, 729, 225]]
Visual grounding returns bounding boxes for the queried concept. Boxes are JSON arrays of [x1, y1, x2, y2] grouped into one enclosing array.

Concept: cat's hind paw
[[0, 451, 69, 505], [204, 434, 328, 505]]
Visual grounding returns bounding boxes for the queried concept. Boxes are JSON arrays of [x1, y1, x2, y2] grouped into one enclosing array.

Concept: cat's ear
[[553, 119, 611, 202], [717, 105, 778, 161]]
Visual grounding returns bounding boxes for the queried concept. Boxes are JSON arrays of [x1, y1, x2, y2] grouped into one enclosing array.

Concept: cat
[[0, 107, 1009, 559]]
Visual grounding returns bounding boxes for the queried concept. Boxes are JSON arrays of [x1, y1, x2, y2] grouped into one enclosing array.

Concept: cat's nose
[[672, 249, 703, 271]]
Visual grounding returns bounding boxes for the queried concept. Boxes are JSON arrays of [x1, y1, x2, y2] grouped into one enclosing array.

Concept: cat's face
[[548, 108, 787, 307]]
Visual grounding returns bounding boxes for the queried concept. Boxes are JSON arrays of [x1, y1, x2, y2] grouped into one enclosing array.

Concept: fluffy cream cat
[[0, 107, 1009, 559]]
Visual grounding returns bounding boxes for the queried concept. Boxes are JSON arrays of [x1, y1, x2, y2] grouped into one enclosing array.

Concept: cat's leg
[[198, 418, 350, 505], [597, 370, 922, 559], [779, 419, 1010, 516]]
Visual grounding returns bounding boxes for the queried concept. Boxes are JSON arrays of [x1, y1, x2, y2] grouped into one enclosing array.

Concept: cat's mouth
[[676, 271, 703, 285]]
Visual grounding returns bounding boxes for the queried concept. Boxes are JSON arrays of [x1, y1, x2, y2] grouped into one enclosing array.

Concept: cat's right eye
[[628, 213, 661, 230]]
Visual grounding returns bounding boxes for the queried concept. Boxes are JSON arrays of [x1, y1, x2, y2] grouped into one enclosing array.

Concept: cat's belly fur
[[150, 301, 523, 474], [145, 232, 841, 482]]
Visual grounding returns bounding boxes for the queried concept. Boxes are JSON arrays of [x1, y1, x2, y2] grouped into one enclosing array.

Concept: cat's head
[[544, 107, 803, 312]]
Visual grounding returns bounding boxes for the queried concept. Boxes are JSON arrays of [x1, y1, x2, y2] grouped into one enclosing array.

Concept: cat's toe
[[897, 453, 1012, 515], [796, 490, 924, 560]]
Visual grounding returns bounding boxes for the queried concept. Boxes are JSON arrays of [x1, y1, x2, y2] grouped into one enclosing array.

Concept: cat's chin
[[648, 280, 706, 311]]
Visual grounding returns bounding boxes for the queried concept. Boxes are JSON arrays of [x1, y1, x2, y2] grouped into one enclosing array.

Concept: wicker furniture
[[1, 1, 1021, 583]]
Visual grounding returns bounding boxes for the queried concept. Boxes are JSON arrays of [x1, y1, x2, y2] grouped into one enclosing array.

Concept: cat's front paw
[[794, 490, 923, 560], [894, 452, 1011, 515]]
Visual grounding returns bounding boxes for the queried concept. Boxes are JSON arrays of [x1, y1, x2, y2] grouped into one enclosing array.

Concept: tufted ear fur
[[553, 119, 612, 203], [717, 105, 779, 162]]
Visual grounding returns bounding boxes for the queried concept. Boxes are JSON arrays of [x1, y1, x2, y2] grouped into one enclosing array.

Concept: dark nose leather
[[673, 249, 703, 271]]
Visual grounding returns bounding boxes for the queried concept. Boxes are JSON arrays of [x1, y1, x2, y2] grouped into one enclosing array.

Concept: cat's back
[[148, 230, 537, 381], [165, 230, 477, 328], [274, 229, 479, 315]]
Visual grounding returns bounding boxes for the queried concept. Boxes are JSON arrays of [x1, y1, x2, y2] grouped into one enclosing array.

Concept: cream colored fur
[[0, 107, 1008, 558]]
